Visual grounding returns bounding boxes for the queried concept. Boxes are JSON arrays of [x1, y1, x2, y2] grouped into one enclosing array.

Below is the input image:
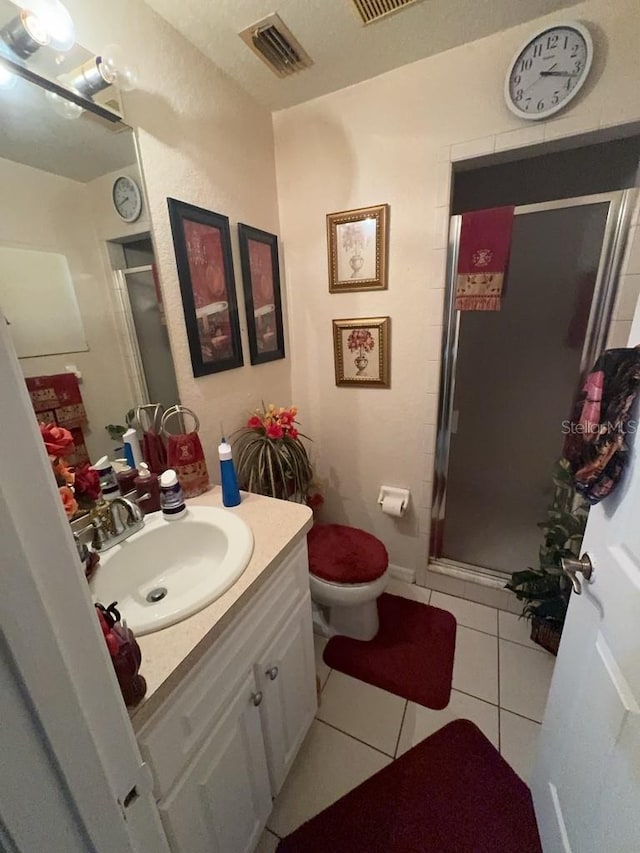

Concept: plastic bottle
[[92, 456, 120, 501], [134, 462, 161, 514], [159, 469, 187, 520], [115, 461, 138, 495], [218, 437, 241, 507], [122, 428, 143, 469]]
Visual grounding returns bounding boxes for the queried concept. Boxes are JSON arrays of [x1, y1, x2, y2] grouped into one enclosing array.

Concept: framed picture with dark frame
[[167, 197, 243, 377], [238, 223, 285, 365]]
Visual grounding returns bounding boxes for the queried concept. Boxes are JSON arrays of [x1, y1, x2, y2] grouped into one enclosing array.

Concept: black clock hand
[[540, 70, 578, 77], [522, 61, 557, 93]]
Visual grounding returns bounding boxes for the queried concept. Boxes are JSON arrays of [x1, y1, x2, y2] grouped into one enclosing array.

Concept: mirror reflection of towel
[[25, 372, 89, 465]]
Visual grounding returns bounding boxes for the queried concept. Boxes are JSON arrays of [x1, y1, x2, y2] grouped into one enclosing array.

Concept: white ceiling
[[143, 0, 578, 111]]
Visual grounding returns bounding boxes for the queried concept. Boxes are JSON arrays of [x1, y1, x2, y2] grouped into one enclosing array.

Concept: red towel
[[166, 432, 210, 498], [455, 206, 515, 311], [25, 373, 89, 465]]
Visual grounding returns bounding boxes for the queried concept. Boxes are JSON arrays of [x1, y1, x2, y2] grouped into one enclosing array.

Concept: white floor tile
[[385, 579, 431, 604], [267, 720, 390, 837], [500, 710, 541, 782], [255, 829, 279, 853], [313, 634, 331, 690], [316, 671, 406, 756], [431, 592, 497, 635], [499, 640, 555, 723], [453, 626, 499, 704], [397, 689, 499, 756], [498, 611, 543, 651]]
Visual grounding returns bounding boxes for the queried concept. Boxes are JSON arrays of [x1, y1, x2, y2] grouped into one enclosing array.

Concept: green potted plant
[[507, 458, 589, 655], [233, 403, 320, 506]]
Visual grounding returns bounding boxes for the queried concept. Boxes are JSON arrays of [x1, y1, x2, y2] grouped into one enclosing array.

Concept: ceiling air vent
[[350, 0, 424, 25], [239, 14, 313, 78]]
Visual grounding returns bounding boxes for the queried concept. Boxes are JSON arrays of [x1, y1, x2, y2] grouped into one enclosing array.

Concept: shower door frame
[[429, 188, 638, 586]]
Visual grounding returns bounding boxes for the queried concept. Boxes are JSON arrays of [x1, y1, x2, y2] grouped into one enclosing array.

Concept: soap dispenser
[[135, 463, 161, 514]]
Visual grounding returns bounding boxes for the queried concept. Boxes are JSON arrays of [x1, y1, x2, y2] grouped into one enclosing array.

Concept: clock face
[[505, 23, 593, 120], [112, 176, 142, 223]]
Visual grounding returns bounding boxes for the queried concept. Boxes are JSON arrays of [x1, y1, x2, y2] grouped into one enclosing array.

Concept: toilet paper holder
[[378, 486, 411, 516]]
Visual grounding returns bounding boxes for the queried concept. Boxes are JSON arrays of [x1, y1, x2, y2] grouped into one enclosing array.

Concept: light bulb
[[0, 63, 17, 89], [100, 44, 138, 92], [27, 0, 75, 52], [45, 89, 82, 119]]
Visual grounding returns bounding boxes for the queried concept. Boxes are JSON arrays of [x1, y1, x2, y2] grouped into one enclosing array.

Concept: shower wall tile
[[433, 206, 450, 249], [613, 275, 640, 322], [434, 162, 453, 208], [424, 330, 443, 362], [450, 135, 496, 162], [424, 392, 439, 424], [424, 361, 440, 394], [424, 288, 445, 323], [431, 248, 447, 288], [424, 569, 467, 598], [494, 125, 545, 153], [424, 423, 436, 456], [607, 320, 632, 349], [623, 226, 640, 275]]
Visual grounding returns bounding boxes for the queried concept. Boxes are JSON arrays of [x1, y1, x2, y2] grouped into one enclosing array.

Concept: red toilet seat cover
[[307, 524, 388, 585]]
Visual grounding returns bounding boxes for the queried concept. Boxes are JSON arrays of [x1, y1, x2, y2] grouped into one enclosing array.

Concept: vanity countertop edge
[[129, 487, 313, 730]]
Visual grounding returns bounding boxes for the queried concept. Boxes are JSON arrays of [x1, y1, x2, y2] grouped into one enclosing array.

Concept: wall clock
[[505, 22, 593, 121], [112, 175, 143, 223]]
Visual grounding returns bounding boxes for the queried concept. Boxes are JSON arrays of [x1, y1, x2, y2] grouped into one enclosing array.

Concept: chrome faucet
[[73, 492, 146, 554]]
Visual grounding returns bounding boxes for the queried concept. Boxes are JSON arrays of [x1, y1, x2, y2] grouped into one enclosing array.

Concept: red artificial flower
[[59, 486, 78, 519], [40, 423, 74, 458], [74, 464, 101, 501], [288, 427, 299, 440], [279, 411, 294, 427], [267, 423, 284, 439], [247, 415, 263, 429]]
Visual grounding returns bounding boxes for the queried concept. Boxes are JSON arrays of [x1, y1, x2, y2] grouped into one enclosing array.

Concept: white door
[[0, 315, 169, 852], [256, 597, 317, 794], [531, 321, 640, 851], [158, 670, 272, 853]]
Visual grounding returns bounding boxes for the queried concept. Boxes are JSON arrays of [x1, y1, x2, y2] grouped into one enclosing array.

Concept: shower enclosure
[[430, 190, 636, 583]]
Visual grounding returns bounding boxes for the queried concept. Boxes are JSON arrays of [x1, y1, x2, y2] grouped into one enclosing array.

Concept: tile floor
[[259, 581, 555, 847]]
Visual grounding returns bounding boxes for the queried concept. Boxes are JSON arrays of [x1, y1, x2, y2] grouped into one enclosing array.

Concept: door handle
[[561, 554, 594, 595], [266, 666, 279, 681]]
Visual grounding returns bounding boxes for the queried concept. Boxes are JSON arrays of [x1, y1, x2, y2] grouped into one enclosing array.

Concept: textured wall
[[66, 0, 291, 478], [274, 0, 640, 589]]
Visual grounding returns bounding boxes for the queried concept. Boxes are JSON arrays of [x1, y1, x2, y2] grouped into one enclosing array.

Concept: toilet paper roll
[[381, 494, 406, 518]]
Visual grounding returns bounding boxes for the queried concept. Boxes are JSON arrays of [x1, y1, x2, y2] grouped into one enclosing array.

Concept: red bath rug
[[277, 719, 542, 853], [323, 593, 456, 709]]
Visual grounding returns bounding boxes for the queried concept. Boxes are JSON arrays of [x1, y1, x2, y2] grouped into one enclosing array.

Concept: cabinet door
[[158, 671, 271, 853], [256, 596, 317, 795]]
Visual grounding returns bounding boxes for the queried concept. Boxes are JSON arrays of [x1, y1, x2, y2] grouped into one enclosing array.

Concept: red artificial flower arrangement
[[39, 423, 101, 518]]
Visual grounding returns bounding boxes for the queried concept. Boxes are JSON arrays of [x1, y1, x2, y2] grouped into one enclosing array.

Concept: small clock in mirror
[[505, 22, 593, 121], [112, 175, 143, 222]]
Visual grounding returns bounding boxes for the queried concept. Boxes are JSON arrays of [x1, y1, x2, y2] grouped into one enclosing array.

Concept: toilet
[[307, 524, 389, 641]]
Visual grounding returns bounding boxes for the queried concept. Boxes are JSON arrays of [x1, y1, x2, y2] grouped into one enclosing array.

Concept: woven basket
[[530, 616, 561, 656]]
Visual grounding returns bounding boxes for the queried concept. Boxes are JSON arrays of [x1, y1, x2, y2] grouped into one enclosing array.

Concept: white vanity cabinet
[[136, 538, 316, 853]]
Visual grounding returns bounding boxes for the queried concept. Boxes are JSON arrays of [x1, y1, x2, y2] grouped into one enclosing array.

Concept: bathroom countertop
[[129, 487, 313, 730]]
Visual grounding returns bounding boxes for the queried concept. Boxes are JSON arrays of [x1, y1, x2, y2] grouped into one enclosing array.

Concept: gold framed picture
[[326, 204, 389, 293], [333, 317, 390, 388]]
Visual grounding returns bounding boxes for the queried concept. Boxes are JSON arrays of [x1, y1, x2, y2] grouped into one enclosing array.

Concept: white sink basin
[[89, 506, 254, 635]]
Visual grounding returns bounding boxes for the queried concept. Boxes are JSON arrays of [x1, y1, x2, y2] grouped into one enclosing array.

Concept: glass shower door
[[432, 193, 630, 578]]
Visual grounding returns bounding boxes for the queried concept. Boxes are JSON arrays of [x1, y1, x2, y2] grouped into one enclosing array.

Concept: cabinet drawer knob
[[266, 666, 279, 681], [251, 691, 263, 707]]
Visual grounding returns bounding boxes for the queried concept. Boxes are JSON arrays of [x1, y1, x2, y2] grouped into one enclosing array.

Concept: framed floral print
[[167, 197, 243, 377], [333, 317, 390, 388], [238, 223, 285, 365], [326, 204, 389, 293]]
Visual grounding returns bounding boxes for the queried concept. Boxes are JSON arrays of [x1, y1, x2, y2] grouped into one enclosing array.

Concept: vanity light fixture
[[67, 44, 137, 98], [0, 0, 75, 59]]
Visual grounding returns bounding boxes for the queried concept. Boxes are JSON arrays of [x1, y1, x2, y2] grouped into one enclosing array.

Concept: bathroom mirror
[[0, 71, 180, 464]]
